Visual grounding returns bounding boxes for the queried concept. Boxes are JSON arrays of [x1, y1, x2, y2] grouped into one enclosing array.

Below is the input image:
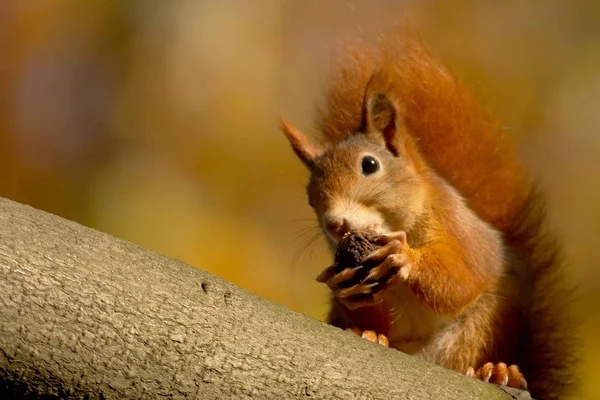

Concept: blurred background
[[1, 0, 598, 397]]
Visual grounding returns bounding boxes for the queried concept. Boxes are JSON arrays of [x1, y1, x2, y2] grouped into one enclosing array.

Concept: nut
[[333, 230, 383, 281]]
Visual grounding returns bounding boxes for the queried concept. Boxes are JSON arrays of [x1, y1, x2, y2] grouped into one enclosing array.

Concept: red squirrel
[[281, 30, 577, 399]]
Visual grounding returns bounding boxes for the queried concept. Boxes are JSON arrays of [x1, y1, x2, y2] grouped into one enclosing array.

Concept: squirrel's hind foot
[[345, 327, 389, 347], [466, 362, 528, 390]]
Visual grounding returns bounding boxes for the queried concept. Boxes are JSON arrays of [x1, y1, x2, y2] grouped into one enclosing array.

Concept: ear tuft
[[362, 90, 404, 156], [367, 92, 397, 134], [280, 118, 319, 169]]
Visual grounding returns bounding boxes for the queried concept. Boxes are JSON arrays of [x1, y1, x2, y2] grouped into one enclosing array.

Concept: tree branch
[[0, 197, 524, 399]]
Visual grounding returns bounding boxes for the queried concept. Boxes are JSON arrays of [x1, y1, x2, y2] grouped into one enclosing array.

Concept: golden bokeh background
[[1, 1, 599, 398]]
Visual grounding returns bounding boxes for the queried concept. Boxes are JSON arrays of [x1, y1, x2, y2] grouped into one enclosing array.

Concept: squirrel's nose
[[325, 218, 350, 239]]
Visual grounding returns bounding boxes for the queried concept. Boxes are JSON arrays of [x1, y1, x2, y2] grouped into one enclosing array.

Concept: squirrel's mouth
[[319, 201, 391, 248], [324, 224, 390, 248]]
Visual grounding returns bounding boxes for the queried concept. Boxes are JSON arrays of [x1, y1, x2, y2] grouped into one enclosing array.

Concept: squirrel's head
[[282, 86, 429, 249]]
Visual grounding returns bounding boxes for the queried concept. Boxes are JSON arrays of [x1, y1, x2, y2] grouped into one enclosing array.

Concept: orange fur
[[317, 31, 529, 231], [286, 28, 577, 400]]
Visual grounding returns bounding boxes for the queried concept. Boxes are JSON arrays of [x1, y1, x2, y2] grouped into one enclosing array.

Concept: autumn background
[[1, 1, 598, 398]]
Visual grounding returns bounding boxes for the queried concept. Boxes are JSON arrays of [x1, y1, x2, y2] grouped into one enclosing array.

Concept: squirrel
[[281, 29, 578, 400]]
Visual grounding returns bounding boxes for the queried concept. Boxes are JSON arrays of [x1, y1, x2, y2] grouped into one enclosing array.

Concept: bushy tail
[[317, 28, 578, 399], [504, 187, 579, 399]]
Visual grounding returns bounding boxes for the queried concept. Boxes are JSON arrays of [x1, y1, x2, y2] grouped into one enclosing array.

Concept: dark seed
[[332, 230, 384, 282]]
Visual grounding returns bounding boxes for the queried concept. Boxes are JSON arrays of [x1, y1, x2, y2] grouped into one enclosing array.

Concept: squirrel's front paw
[[316, 230, 410, 310], [345, 327, 389, 347], [316, 264, 382, 310], [466, 362, 527, 390], [362, 231, 411, 282]]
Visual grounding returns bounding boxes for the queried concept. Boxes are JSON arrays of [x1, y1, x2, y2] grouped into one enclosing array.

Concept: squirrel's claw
[[319, 230, 411, 310], [333, 237, 410, 310], [374, 231, 408, 246], [336, 282, 378, 299], [316, 264, 337, 283], [468, 362, 528, 391], [364, 253, 409, 282], [325, 266, 360, 290], [346, 327, 390, 347], [360, 239, 403, 265]]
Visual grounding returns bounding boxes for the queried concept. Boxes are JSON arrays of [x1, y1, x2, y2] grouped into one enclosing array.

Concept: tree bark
[[0, 197, 525, 399]]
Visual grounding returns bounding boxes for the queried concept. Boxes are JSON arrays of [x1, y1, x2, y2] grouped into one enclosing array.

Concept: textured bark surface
[[0, 197, 517, 399]]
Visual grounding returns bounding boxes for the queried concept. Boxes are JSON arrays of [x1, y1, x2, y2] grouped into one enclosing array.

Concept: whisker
[[287, 217, 320, 223], [291, 227, 326, 273], [358, 179, 387, 203], [365, 186, 395, 204], [364, 176, 418, 203], [287, 225, 322, 241], [389, 303, 407, 326]]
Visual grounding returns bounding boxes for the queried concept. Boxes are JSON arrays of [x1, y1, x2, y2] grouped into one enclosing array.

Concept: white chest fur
[[383, 283, 450, 355]]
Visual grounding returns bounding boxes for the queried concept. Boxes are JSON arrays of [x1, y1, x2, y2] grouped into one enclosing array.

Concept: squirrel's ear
[[361, 91, 404, 156], [280, 118, 320, 169]]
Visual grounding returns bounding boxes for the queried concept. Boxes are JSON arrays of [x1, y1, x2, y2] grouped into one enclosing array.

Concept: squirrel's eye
[[361, 155, 380, 175]]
